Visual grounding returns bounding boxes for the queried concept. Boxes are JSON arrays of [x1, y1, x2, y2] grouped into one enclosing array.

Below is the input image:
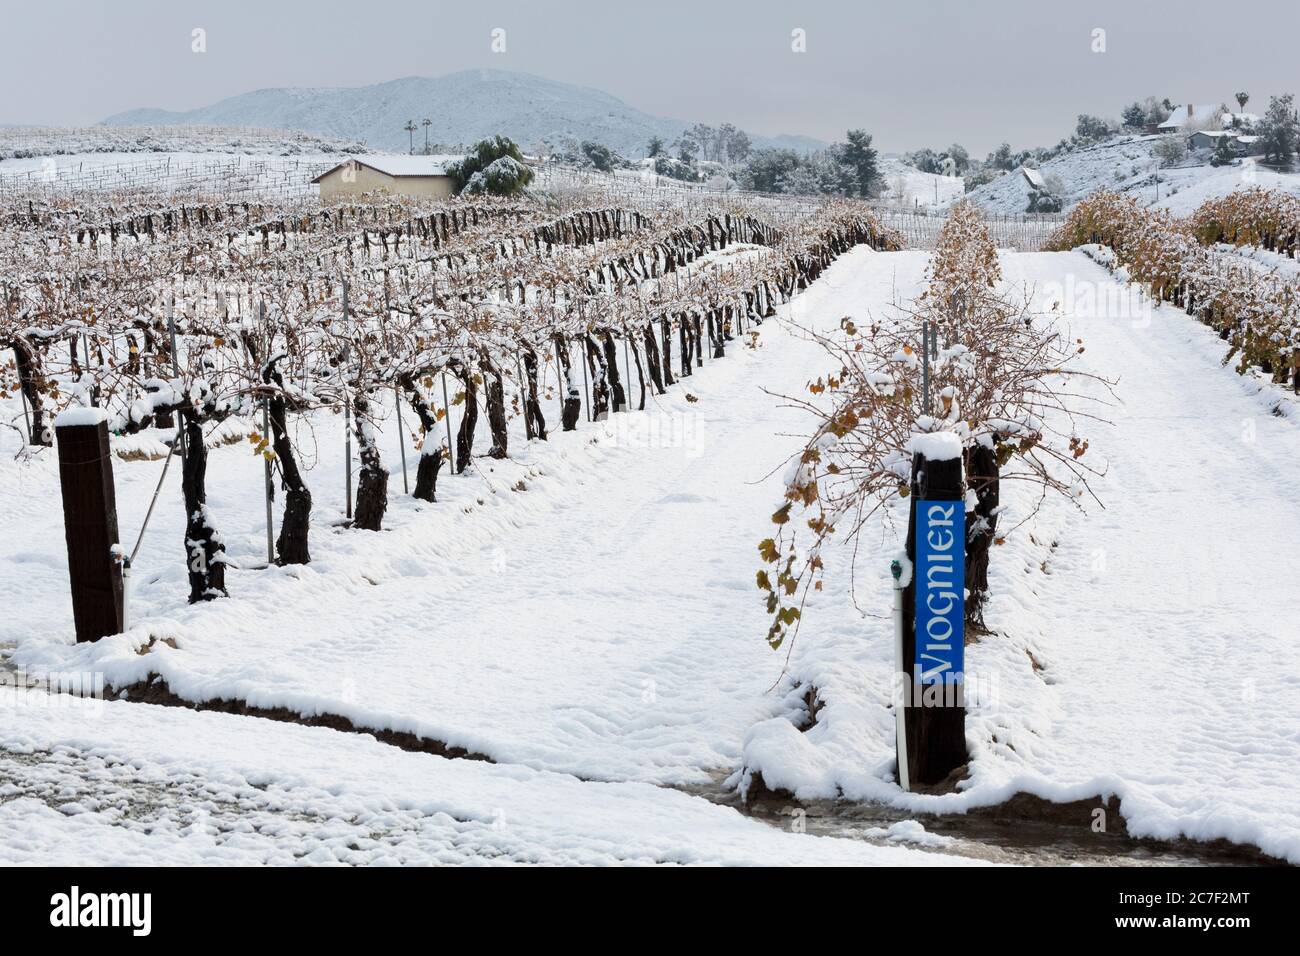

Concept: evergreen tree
[[948, 143, 970, 173], [1074, 114, 1115, 143], [841, 129, 879, 197], [738, 149, 801, 192], [988, 143, 1016, 171], [1122, 102, 1148, 129], [1259, 94, 1297, 167], [580, 141, 616, 172], [447, 136, 534, 196], [907, 148, 940, 173], [1210, 135, 1237, 167], [721, 124, 752, 164]]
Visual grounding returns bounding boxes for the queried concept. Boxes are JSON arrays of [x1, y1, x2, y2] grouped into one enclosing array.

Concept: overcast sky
[[3, 0, 1297, 154]]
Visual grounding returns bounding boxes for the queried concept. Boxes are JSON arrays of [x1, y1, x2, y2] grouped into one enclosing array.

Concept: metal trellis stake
[[921, 320, 931, 415], [342, 280, 353, 520], [580, 337, 592, 422], [167, 308, 187, 461], [442, 370, 455, 474], [892, 558, 910, 791], [394, 383, 409, 494], [622, 335, 631, 411], [260, 303, 274, 564], [18, 387, 32, 444], [263, 395, 275, 563]]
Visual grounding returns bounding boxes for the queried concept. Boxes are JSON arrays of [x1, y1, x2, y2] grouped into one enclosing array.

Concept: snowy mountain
[[101, 70, 826, 158]]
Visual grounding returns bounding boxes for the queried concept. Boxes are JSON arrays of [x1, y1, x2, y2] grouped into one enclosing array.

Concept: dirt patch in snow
[[732, 771, 1286, 866], [108, 676, 493, 763]]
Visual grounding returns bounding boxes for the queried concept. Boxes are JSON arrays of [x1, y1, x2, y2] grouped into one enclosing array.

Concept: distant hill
[[101, 69, 826, 158], [960, 134, 1300, 215]]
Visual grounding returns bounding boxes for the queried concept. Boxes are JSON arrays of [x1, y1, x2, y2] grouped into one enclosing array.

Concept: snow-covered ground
[[1151, 160, 1300, 215], [1, 692, 968, 866], [4, 246, 1299, 864], [962, 134, 1300, 215], [0, 125, 362, 161], [878, 158, 965, 211], [0, 151, 347, 199]]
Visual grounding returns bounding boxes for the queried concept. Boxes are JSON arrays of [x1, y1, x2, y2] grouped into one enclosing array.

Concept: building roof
[[1158, 104, 1218, 130], [311, 154, 462, 183], [1221, 112, 1260, 127], [1019, 166, 1047, 190]]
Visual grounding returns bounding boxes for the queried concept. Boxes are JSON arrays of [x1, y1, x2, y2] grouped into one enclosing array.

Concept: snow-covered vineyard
[[2, 158, 1299, 870]]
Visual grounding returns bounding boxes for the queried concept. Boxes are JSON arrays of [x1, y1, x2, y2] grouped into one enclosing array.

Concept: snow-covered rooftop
[[313, 154, 463, 181], [1158, 105, 1219, 130], [1020, 166, 1047, 190]]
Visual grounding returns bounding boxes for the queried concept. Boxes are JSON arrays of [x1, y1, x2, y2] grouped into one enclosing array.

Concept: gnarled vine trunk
[[678, 313, 693, 377], [521, 350, 548, 440], [554, 336, 582, 431], [601, 332, 626, 412], [12, 337, 53, 446], [400, 374, 444, 502], [264, 359, 312, 564], [351, 392, 388, 531], [643, 323, 665, 395], [963, 441, 1001, 629], [660, 318, 675, 386], [181, 415, 227, 602], [585, 335, 611, 419], [451, 361, 478, 471], [481, 356, 509, 458]]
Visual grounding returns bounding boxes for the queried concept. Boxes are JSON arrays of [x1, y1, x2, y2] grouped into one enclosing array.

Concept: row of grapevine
[[1189, 187, 1300, 257], [760, 201, 1107, 651], [1, 185, 902, 608], [1049, 188, 1300, 387]]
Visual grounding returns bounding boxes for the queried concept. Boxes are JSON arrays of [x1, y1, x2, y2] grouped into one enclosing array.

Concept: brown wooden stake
[[901, 449, 968, 785], [55, 415, 124, 642]]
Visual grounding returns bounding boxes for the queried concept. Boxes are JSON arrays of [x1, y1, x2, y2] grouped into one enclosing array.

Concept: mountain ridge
[[101, 69, 827, 157]]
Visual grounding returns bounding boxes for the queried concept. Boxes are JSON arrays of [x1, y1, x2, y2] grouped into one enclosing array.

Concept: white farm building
[[312, 155, 462, 200]]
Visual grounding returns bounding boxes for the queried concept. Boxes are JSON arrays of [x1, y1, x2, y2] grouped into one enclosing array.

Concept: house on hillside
[[1235, 135, 1262, 155], [1019, 165, 1061, 212], [1157, 104, 1217, 133], [312, 155, 462, 200], [1019, 166, 1047, 191], [1188, 130, 1235, 151], [1187, 129, 1263, 157]]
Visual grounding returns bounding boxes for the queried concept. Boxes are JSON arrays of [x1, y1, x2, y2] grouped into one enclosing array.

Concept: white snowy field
[[4, 247, 1300, 863], [1, 694, 968, 866], [878, 158, 965, 211], [0, 151, 345, 199]]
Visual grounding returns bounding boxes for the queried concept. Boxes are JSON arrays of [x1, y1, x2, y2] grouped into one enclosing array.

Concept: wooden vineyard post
[[901, 442, 969, 786], [55, 410, 124, 642]]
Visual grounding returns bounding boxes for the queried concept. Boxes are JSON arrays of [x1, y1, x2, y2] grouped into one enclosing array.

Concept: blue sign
[[914, 499, 965, 685]]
